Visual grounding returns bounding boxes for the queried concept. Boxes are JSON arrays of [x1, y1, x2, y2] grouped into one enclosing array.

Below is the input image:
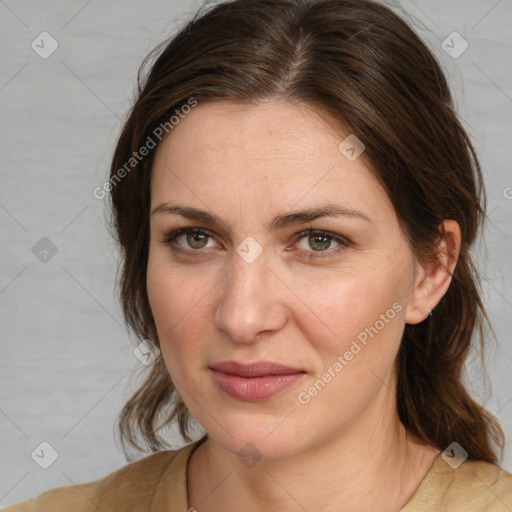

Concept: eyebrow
[[151, 202, 373, 232]]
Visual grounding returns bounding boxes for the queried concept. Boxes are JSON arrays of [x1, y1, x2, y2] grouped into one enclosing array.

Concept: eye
[[161, 227, 217, 254], [293, 229, 349, 260]]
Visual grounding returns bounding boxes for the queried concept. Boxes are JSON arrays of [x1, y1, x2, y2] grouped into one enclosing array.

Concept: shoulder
[[1, 447, 185, 512], [453, 459, 512, 508], [405, 455, 512, 511]]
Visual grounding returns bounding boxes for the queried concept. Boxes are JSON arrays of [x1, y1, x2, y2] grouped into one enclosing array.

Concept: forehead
[[156, 98, 348, 166], [150, 99, 391, 224]]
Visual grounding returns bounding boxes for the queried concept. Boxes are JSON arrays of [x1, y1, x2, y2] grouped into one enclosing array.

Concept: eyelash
[[160, 227, 350, 261]]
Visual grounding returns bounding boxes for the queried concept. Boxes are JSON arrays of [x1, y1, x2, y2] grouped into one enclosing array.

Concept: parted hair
[[107, 0, 504, 462]]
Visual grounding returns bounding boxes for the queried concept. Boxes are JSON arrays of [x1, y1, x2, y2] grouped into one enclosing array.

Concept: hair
[[108, 0, 505, 462]]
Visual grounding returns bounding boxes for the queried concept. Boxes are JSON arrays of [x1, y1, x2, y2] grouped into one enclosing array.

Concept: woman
[[5, 0, 512, 510]]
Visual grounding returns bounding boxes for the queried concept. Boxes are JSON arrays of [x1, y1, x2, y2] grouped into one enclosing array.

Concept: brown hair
[[108, 0, 504, 462]]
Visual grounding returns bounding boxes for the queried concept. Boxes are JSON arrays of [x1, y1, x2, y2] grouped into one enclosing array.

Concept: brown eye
[[161, 228, 215, 253], [308, 233, 332, 251], [186, 232, 209, 249], [294, 229, 350, 261]]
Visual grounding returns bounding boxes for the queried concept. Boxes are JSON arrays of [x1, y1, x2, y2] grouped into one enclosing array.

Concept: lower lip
[[211, 370, 307, 401]]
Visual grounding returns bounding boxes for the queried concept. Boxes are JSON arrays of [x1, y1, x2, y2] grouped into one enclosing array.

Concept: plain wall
[[1, 0, 511, 506]]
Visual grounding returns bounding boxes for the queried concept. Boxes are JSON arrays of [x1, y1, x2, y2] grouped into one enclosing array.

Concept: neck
[[187, 385, 440, 512]]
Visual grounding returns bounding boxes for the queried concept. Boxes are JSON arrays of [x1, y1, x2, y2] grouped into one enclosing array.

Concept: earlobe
[[404, 220, 461, 325]]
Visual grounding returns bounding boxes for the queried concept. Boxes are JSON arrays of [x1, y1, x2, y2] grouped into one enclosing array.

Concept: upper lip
[[210, 360, 305, 377]]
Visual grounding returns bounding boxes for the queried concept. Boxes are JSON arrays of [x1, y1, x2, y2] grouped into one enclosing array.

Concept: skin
[[146, 98, 461, 512]]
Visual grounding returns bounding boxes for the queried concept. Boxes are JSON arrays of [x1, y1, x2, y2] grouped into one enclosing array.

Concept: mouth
[[209, 360, 307, 401]]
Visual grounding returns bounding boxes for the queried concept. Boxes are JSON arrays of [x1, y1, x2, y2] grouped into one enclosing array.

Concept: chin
[[200, 411, 309, 463]]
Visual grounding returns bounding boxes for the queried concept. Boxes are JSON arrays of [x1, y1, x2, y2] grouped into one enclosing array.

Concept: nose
[[214, 252, 288, 343]]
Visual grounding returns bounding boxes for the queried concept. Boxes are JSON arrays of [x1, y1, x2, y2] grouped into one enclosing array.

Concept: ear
[[405, 220, 461, 325]]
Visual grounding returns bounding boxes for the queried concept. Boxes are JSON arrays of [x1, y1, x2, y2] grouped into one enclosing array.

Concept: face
[[147, 99, 423, 460]]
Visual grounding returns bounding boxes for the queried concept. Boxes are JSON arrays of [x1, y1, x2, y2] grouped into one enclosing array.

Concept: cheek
[[147, 248, 209, 328], [290, 272, 407, 418], [286, 257, 410, 366], [146, 253, 215, 368]]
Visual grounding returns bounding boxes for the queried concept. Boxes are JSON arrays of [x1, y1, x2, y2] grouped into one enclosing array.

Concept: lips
[[209, 360, 304, 377], [209, 360, 307, 401]]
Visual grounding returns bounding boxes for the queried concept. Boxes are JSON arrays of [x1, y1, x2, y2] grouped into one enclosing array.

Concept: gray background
[[1, 0, 511, 507]]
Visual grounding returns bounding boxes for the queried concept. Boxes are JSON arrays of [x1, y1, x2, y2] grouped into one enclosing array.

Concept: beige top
[[3, 439, 512, 511]]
